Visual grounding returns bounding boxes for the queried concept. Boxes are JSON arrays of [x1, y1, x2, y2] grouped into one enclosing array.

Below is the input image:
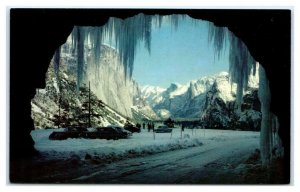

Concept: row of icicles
[[54, 14, 183, 91], [52, 13, 283, 167]]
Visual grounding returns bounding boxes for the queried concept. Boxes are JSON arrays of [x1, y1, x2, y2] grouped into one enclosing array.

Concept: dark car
[[95, 126, 129, 140], [49, 131, 69, 140], [109, 125, 133, 137], [49, 126, 88, 140], [49, 125, 130, 140], [124, 121, 141, 133], [154, 125, 173, 133], [66, 126, 88, 132], [164, 118, 175, 128]]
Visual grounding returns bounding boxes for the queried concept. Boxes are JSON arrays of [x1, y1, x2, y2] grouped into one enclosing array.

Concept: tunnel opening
[[10, 9, 291, 183]]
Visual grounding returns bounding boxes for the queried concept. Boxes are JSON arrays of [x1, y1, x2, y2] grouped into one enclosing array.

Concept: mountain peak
[[218, 71, 229, 76], [167, 83, 188, 98], [141, 85, 166, 95], [168, 82, 181, 89], [141, 70, 259, 119]]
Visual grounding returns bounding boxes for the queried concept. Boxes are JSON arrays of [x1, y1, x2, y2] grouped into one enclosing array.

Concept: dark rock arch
[[10, 9, 290, 183]]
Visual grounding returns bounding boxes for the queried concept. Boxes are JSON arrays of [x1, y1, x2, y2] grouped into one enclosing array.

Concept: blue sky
[[132, 16, 229, 88]]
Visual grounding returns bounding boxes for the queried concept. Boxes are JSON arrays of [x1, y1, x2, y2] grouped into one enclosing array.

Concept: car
[[49, 125, 131, 140], [124, 121, 141, 133], [65, 126, 88, 132], [109, 125, 133, 137], [154, 125, 173, 133], [95, 126, 129, 140], [49, 126, 88, 140], [49, 131, 69, 140]]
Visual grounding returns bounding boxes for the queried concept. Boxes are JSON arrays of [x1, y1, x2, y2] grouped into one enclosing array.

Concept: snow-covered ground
[[31, 128, 259, 162]]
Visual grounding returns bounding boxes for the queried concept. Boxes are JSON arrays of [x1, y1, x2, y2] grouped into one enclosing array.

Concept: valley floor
[[9, 128, 285, 184]]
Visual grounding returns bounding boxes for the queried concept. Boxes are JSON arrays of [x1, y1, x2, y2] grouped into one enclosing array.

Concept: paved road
[[71, 137, 259, 184]]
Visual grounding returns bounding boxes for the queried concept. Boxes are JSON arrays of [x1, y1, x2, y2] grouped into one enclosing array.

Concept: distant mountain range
[[31, 39, 261, 131], [140, 70, 261, 130], [142, 71, 258, 118]]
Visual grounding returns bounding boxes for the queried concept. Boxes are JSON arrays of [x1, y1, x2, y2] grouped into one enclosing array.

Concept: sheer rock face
[[60, 42, 148, 119], [85, 45, 139, 118], [32, 43, 156, 128], [31, 62, 130, 129], [85, 45, 156, 120]]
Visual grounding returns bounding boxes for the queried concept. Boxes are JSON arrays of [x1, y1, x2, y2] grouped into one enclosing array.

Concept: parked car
[[164, 118, 175, 128], [95, 126, 129, 140], [49, 131, 69, 140], [109, 125, 133, 137], [124, 121, 141, 133], [49, 125, 131, 140], [49, 126, 88, 140], [154, 125, 173, 133], [65, 126, 88, 132]]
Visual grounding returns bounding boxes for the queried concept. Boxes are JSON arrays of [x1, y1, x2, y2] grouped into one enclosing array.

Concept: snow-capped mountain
[[31, 60, 130, 129], [200, 80, 261, 130], [32, 34, 261, 130], [141, 70, 261, 130], [141, 72, 244, 118], [140, 85, 166, 107]]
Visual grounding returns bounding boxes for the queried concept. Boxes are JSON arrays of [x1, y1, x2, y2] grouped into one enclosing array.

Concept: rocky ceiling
[[9, 9, 291, 183]]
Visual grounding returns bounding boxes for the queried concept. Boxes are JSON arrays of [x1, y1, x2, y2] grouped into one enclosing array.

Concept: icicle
[[208, 23, 281, 168], [101, 14, 155, 79], [71, 27, 78, 55], [165, 14, 183, 30], [271, 113, 284, 158], [68, 14, 185, 87], [257, 65, 284, 166], [143, 15, 152, 53], [208, 23, 256, 112], [270, 113, 274, 160], [229, 35, 255, 112], [208, 23, 227, 59], [76, 26, 85, 91], [53, 46, 61, 80], [258, 65, 271, 167], [235, 79, 243, 113], [158, 15, 163, 27], [87, 26, 103, 66]]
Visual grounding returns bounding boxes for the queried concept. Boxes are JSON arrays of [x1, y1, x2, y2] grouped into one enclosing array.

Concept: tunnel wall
[[9, 9, 291, 183]]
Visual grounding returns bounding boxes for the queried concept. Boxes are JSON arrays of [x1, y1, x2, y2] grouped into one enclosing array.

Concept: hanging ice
[[56, 14, 185, 90], [208, 22, 284, 166], [258, 65, 271, 166], [53, 46, 61, 80], [208, 23, 256, 113]]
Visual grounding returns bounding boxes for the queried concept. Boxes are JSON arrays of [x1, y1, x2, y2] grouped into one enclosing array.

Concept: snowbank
[[31, 128, 259, 162]]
